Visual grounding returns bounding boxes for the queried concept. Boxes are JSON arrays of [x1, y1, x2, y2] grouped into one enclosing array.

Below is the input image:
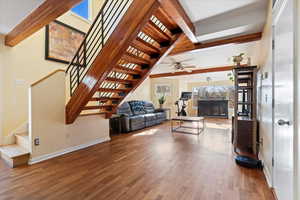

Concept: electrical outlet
[[34, 137, 40, 146]]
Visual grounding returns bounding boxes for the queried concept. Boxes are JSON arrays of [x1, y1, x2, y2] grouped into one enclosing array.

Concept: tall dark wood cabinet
[[232, 66, 258, 155]]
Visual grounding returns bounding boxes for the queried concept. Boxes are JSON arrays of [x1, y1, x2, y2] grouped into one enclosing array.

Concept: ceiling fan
[[160, 58, 197, 73]]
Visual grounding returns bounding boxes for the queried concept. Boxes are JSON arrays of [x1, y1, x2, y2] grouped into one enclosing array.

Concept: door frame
[[272, 0, 299, 199], [293, 0, 300, 199]]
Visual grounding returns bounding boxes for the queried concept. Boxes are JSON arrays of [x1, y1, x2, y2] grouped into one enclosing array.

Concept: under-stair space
[[0, 124, 30, 168], [66, 0, 183, 123]]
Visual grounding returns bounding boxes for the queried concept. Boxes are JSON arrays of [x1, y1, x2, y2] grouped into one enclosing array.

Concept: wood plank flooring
[[0, 119, 274, 200]]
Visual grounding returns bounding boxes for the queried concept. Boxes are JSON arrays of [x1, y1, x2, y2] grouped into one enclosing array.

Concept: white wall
[[29, 70, 110, 162], [125, 78, 152, 102], [151, 78, 181, 118], [294, 0, 300, 199], [0, 0, 106, 143], [0, 36, 4, 145], [257, 0, 273, 187]]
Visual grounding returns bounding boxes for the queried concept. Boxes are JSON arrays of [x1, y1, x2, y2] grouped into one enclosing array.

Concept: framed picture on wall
[[45, 20, 86, 64], [155, 84, 171, 96]]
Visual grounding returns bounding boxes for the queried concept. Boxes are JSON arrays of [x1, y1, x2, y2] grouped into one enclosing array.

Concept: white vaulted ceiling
[[178, 0, 268, 42], [0, 0, 45, 35], [178, 0, 267, 23]]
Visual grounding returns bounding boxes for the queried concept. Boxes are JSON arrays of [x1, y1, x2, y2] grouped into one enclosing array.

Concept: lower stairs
[[0, 124, 30, 168]]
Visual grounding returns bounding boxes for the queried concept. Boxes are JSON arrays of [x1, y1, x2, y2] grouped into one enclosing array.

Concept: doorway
[[273, 0, 294, 199]]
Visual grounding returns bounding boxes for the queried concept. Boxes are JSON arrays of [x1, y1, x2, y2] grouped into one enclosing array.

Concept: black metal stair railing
[[66, 0, 134, 96]]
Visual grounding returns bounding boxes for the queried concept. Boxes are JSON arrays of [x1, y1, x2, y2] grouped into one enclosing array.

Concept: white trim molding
[[294, 0, 300, 199], [259, 153, 273, 188], [263, 164, 273, 188], [29, 137, 111, 165]]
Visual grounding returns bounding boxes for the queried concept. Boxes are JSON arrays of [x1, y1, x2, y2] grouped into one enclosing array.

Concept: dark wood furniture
[[232, 66, 258, 155], [156, 108, 172, 120]]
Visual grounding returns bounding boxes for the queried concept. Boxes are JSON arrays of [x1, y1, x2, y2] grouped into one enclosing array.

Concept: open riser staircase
[[66, 0, 183, 123]]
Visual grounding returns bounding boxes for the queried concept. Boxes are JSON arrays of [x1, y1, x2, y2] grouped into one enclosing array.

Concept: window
[[71, 0, 90, 21]]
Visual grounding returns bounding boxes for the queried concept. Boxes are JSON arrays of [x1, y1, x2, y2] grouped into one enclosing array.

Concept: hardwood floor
[[0, 119, 274, 200]]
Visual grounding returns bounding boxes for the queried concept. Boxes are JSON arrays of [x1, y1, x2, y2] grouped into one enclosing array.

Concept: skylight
[[71, 0, 90, 20]]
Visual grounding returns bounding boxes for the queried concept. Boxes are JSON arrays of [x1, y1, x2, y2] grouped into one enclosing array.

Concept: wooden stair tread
[[122, 53, 151, 66], [83, 105, 113, 110], [90, 97, 121, 101], [147, 21, 172, 40], [132, 38, 161, 55], [79, 112, 107, 117], [105, 77, 137, 84], [154, 7, 178, 32], [116, 64, 143, 73], [142, 22, 171, 44], [98, 88, 130, 93], [113, 66, 140, 75], [0, 144, 29, 158]]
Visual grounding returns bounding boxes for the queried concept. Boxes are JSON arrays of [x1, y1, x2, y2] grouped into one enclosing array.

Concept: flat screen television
[[180, 92, 192, 100]]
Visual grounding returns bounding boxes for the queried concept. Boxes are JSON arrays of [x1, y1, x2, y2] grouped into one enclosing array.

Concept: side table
[[156, 108, 171, 121]]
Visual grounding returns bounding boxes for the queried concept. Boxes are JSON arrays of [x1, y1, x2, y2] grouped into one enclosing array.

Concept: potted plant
[[231, 53, 245, 67], [227, 72, 234, 82], [158, 95, 166, 109]]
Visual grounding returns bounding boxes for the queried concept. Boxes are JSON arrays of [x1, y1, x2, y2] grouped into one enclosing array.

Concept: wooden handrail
[[31, 69, 65, 87]]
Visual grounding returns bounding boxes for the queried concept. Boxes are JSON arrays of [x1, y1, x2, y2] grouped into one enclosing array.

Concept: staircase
[[65, 0, 183, 124], [0, 123, 30, 168]]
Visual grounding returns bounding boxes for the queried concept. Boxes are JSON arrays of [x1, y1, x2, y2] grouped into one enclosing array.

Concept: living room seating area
[[112, 100, 167, 133]]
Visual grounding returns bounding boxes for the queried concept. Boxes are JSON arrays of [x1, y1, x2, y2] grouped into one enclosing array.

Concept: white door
[[273, 0, 294, 199]]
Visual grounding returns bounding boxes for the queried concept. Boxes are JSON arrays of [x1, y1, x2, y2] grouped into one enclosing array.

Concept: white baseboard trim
[[263, 164, 273, 188], [28, 137, 111, 165], [259, 154, 273, 188]]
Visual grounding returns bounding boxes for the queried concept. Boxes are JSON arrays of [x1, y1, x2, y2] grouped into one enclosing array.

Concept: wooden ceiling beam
[[158, 0, 198, 43], [170, 32, 263, 56], [149, 65, 235, 78], [5, 0, 82, 47]]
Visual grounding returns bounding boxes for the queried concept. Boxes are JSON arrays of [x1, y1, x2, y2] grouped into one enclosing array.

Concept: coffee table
[[171, 116, 205, 135]]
